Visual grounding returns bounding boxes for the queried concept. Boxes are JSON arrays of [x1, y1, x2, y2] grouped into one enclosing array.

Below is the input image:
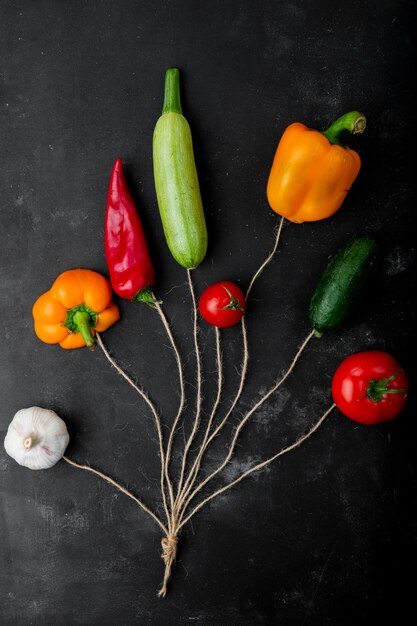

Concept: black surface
[[1, 1, 416, 624]]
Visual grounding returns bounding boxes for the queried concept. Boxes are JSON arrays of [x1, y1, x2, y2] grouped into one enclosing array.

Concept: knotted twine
[[159, 532, 179, 597]]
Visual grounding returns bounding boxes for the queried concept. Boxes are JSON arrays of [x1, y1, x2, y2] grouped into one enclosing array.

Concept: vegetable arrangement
[[4, 67, 408, 598]]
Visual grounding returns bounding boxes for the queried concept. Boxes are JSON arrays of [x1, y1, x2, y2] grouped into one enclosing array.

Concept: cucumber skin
[[309, 235, 379, 335], [153, 112, 208, 269]]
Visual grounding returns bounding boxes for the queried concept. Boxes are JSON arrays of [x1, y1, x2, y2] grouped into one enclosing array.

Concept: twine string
[[177, 218, 285, 508], [193, 318, 248, 464], [179, 329, 315, 519], [177, 403, 336, 532], [246, 216, 285, 300], [62, 456, 167, 535], [174, 269, 203, 504], [154, 302, 186, 516], [176, 326, 223, 511], [96, 332, 171, 530]]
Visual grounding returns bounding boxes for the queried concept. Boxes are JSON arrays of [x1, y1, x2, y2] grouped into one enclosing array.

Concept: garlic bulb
[[4, 407, 69, 470]]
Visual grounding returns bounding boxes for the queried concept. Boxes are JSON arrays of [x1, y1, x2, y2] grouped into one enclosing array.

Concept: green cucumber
[[153, 68, 208, 269], [309, 235, 379, 336]]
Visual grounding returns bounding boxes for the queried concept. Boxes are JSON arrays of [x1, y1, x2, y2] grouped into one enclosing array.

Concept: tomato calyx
[[365, 371, 408, 403], [218, 286, 245, 312]]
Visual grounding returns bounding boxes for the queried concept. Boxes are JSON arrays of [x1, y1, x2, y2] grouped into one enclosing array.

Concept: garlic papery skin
[[4, 407, 69, 470]]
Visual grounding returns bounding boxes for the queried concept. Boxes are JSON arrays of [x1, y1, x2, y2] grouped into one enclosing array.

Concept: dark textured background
[[1, 1, 416, 624]]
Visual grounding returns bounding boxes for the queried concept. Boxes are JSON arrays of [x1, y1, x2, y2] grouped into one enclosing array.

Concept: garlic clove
[[4, 407, 70, 470]]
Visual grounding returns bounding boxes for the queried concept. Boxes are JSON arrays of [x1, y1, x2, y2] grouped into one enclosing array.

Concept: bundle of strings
[[63, 217, 335, 596]]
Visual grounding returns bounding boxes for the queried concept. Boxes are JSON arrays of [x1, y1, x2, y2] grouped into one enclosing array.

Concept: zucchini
[[309, 235, 379, 336], [153, 68, 208, 269]]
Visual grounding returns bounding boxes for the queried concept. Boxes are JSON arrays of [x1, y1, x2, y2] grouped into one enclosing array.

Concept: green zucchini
[[153, 68, 208, 269], [309, 235, 379, 336]]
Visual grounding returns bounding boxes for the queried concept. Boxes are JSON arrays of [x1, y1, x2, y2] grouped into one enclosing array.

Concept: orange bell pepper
[[33, 269, 120, 350], [267, 111, 366, 223]]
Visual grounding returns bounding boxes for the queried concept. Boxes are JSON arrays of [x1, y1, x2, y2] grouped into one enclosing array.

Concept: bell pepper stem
[[322, 111, 366, 147], [73, 311, 96, 350], [162, 68, 182, 115]]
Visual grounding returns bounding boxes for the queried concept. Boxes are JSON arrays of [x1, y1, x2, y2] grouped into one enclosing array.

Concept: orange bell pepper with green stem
[[267, 111, 366, 223], [33, 269, 120, 350]]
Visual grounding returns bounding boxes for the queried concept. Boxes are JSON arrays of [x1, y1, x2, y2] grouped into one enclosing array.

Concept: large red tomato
[[332, 351, 408, 425], [199, 281, 246, 328]]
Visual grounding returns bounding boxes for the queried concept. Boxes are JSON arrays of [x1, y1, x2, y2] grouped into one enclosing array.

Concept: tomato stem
[[218, 286, 244, 312], [366, 371, 408, 403]]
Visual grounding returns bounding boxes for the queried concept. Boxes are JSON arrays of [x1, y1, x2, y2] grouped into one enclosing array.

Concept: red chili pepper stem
[[218, 286, 244, 312], [322, 111, 366, 147], [72, 311, 96, 350], [132, 285, 163, 308], [366, 371, 408, 403]]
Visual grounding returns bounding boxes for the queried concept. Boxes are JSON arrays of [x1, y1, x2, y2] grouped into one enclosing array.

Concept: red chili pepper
[[105, 158, 159, 305]]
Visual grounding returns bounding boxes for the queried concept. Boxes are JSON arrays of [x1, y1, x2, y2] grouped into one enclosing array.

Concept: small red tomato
[[332, 351, 408, 425], [199, 281, 246, 328]]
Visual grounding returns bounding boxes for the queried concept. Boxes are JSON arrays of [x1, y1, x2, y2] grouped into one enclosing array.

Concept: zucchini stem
[[162, 68, 182, 115]]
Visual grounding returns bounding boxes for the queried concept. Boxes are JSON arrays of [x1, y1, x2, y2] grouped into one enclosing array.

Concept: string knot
[[158, 533, 179, 597], [161, 533, 178, 563]]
